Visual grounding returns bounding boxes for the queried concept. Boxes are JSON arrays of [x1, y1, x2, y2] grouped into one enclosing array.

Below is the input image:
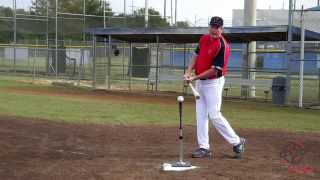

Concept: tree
[[122, 8, 169, 28], [176, 21, 190, 28], [30, 0, 49, 15], [30, 0, 113, 16], [0, 6, 28, 16], [0, 6, 33, 42], [0, 6, 13, 17], [29, 0, 114, 41]]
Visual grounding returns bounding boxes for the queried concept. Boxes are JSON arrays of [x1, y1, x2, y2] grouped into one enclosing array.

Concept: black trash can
[[128, 47, 150, 78], [271, 77, 288, 105]]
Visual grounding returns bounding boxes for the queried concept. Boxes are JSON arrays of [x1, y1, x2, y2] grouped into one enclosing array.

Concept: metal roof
[[88, 25, 320, 43], [305, 5, 320, 11]]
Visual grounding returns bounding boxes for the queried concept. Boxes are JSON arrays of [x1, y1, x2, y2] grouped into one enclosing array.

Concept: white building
[[232, 9, 320, 33]]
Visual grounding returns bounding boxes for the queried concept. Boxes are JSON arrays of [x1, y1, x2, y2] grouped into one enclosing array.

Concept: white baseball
[[177, 96, 184, 102]]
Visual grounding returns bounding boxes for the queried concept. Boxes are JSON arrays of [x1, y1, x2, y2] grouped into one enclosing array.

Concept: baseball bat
[[188, 83, 200, 99]]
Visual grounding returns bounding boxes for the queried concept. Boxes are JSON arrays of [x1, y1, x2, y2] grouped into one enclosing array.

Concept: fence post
[[298, 6, 305, 108], [155, 35, 160, 92], [241, 43, 249, 99], [69, 40, 72, 76], [129, 43, 132, 91], [55, 0, 59, 79], [122, 43, 125, 80], [77, 49, 84, 86], [28, 42, 31, 75], [108, 35, 112, 90], [33, 39, 39, 81], [182, 44, 186, 93], [32, 50, 36, 82], [317, 52, 320, 102], [318, 68, 320, 103], [287, 0, 294, 105], [92, 36, 97, 88], [13, 0, 17, 74]]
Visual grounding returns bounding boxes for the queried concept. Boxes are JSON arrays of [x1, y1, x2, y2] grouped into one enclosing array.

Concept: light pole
[[164, 0, 166, 20], [145, 0, 149, 28], [242, 0, 256, 98], [174, 0, 177, 26], [171, 0, 173, 25]]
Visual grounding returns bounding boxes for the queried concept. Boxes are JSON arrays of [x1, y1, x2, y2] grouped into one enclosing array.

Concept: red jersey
[[194, 34, 230, 79]]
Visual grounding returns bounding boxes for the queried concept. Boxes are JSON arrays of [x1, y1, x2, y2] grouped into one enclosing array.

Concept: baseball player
[[184, 16, 246, 159]]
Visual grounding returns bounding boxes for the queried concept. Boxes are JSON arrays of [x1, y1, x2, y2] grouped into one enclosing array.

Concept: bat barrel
[[188, 83, 200, 99]]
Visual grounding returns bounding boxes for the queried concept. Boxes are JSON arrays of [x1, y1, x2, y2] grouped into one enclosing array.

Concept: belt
[[200, 78, 214, 80], [200, 75, 223, 80]]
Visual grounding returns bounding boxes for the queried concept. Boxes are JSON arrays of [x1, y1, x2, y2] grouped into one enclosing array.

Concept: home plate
[[161, 163, 199, 171]]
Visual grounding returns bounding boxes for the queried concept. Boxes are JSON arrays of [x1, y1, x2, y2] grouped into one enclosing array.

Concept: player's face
[[209, 25, 223, 39]]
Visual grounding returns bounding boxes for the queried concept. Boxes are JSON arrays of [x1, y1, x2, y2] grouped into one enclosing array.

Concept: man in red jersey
[[184, 16, 246, 159]]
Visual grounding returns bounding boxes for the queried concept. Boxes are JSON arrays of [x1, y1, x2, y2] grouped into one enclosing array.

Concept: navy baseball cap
[[209, 16, 223, 27]]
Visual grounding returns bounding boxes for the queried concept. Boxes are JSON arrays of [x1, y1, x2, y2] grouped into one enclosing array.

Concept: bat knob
[[177, 96, 184, 102]]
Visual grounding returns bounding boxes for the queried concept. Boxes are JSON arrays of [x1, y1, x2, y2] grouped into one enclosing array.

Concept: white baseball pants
[[195, 76, 240, 150]]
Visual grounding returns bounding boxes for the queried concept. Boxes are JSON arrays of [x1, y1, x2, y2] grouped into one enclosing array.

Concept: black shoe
[[233, 138, 246, 159], [192, 148, 212, 158]]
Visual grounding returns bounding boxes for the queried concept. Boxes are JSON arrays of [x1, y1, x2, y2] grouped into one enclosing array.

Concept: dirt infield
[[0, 116, 319, 180]]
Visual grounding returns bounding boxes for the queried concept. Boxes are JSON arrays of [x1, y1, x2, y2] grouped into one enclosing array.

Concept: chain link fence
[[1, 39, 320, 106]]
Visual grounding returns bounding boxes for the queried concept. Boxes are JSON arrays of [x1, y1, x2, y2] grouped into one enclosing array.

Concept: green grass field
[[0, 76, 319, 132]]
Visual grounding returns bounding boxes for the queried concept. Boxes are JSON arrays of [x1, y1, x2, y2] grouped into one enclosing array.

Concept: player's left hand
[[184, 76, 194, 84]]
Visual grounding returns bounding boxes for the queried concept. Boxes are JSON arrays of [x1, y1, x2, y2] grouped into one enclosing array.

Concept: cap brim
[[209, 24, 222, 27]]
